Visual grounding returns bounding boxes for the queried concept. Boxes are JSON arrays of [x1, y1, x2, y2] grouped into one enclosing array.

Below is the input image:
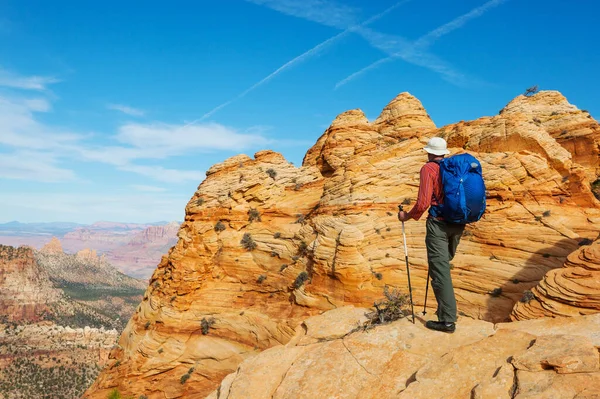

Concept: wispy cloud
[[195, 1, 408, 123], [0, 151, 77, 182], [107, 103, 146, 117], [120, 165, 205, 184], [0, 67, 60, 91], [0, 92, 267, 183], [336, 0, 509, 88], [0, 95, 83, 152], [77, 120, 269, 169], [132, 185, 167, 192]]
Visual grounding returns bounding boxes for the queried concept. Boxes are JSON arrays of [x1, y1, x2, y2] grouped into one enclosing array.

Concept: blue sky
[[0, 0, 598, 224]]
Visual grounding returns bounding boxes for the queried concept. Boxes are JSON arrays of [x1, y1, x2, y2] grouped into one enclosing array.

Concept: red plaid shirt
[[407, 161, 443, 220]]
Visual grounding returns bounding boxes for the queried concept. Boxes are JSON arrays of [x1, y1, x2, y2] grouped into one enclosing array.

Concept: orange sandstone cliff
[[84, 91, 600, 398]]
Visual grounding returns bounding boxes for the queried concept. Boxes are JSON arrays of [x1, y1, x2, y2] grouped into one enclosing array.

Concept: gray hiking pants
[[425, 218, 464, 323]]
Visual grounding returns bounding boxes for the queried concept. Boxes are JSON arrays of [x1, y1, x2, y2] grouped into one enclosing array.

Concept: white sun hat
[[423, 137, 450, 155]]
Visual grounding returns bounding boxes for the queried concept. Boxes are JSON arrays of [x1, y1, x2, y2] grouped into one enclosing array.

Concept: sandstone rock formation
[[41, 236, 64, 254], [84, 91, 600, 398], [206, 307, 600, 399], [0, 244, 144, 398], [512, 236, 600, 320], [0, 245, 62, 323]]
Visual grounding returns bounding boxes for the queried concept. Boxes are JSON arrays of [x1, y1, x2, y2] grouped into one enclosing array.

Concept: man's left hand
[[398, 210, 410, 222]]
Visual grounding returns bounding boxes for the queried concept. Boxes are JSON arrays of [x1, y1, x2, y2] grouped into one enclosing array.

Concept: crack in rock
[[341, 339, 376, 377]]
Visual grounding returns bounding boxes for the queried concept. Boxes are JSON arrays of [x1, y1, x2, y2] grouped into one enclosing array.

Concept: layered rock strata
[[512, 236, 600, 320], [84, 91, 600, 398], [0, 245, 62, 323]]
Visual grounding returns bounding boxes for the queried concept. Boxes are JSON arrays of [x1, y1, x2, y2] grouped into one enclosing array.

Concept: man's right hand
[[398, 210, 410, 222]]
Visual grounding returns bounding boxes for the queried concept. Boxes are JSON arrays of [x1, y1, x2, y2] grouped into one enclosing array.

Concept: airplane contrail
[[335, 0, 510, 89], [184, 1, 410, 126]]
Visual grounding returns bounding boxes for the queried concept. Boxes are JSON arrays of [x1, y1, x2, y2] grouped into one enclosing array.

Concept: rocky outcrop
[[512, 236, 600, 320], [0, 244, 144, 398], [41, 236, 63, 254], [36, 245, 146, 290], [206, 307, 600, 399], [84, 91, 600, 398], [0, 245, 62, 323], [500, 91, 600, 181]]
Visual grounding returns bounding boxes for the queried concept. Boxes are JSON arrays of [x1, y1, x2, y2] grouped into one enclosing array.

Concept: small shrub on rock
[[266, 168, 277, 179], [362, 286, 408, 329], [201, 317, 215, 335], [520, 290, 535, 303], [180, 373, 190, 384], [524, 85, 539, 97], [248, 208, 261, 223], [214, 221, 226, 232], [241, 233, 257, 251], [490, 288, 502, 297], [257, 274, 267, 284], [293, 271, 309, 289]]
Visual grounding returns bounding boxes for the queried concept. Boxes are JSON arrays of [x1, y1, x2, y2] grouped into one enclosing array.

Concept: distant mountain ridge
[[0, 220, 181, 278], [0, 220, 176, 236]]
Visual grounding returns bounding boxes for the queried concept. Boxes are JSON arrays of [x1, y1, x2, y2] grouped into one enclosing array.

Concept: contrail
[[194, 30, 348, 123], [335, 57, 394, 90], [186, 1, 410, 126], [335, 0, 509, 89], [413, 0, 508, 48]]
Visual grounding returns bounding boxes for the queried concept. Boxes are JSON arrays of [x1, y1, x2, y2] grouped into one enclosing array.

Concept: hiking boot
[[425, 320, 456, 333]]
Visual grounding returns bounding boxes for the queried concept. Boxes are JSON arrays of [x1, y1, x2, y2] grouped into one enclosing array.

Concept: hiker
[[397, 137, 463, 333]]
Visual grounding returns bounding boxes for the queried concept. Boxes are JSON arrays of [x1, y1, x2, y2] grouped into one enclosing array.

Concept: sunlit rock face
[[84, 91, 600, 398]]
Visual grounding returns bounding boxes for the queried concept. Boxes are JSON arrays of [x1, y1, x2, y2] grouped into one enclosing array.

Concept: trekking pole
[[398, 204, 415, 324], [423, 269, 430, 315]]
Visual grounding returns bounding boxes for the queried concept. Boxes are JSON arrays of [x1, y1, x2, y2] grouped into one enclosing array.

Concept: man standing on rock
[[397, 137, 464, 333]]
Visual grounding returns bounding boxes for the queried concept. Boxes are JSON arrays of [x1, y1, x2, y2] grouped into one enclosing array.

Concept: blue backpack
[[430, 153, 486, 224]]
